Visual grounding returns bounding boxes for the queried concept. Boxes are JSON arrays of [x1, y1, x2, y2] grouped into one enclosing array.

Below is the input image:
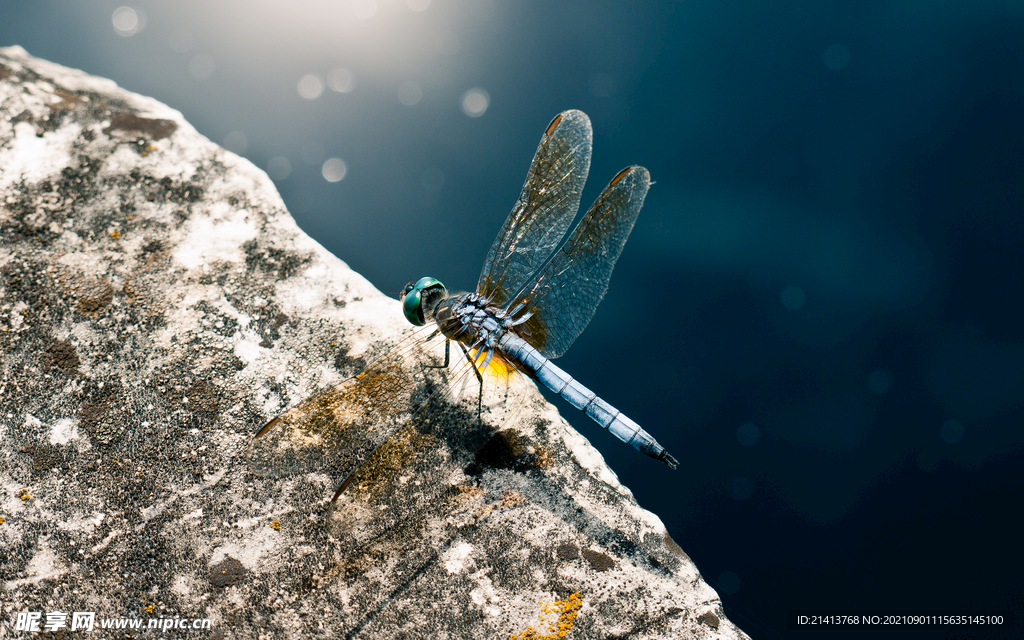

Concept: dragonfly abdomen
[[498, 334, 678, 469]]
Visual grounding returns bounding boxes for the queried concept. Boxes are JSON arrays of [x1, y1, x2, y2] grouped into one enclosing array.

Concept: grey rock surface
[[0, 46, 748, 639]]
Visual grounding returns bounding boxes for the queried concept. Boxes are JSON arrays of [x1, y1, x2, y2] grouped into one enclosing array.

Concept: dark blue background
[[5, 1, 1022, 637]]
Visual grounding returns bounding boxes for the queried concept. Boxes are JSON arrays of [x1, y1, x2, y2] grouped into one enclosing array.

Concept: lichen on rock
[[0, 46, 747, 639]]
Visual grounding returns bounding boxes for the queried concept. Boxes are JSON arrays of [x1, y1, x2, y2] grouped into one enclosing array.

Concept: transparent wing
[[248, 323, 529, 502], [512, 166, 650, 359], [476, 110, 592, 307]]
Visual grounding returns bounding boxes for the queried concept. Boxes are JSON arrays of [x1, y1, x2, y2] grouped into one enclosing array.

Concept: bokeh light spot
[[780, 285, 806, 311], [112, 7, 144, 37], [823, 43, 851, 70], [189, 53, 215, 79], [589, 72, 614, 97], [421, 167, 445, 191], [730, 477, 753, 500], [398, 81, 423, 106], [222, 131, 248, 154], [323, 158, 348, 182], [717, 571, 741, 595], [940, 419, 964, 444], [327, 68, 356, 93], [298, 74, 324, 100], [736, 422, 760, 446], [461, 88, 490, 117], [351, 0, 377, 20], [267, 157, 291, 181], [867, 369, 893, 395], [407, 0, 431, 10]]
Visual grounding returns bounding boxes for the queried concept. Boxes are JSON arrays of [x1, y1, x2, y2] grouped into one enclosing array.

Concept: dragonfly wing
[[476, 110, 592, 307], [512, 166, 650, 359]]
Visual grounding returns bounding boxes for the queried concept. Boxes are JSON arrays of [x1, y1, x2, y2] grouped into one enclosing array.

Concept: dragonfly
[[253, 110, 677, 502]]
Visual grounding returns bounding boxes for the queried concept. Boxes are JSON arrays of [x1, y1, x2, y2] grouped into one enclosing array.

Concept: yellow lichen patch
[[511, 592, 583, 640], [474, 504, 495, 520], [143, 603, 155, 614], [111, 230, 121, 239], [18, 488, 32, 502], [500, 489, 526, 508], [269, 519, 280, 531], [475, 490, 527, 522], [455, 483, 484, 499]]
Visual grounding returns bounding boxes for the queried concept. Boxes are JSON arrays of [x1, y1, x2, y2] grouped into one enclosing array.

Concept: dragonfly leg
[[422, 338, 451, 369], [456, 341, 485, 423]]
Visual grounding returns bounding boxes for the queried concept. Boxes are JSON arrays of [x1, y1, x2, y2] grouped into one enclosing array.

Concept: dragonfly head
[[401, 276, 447, 326]]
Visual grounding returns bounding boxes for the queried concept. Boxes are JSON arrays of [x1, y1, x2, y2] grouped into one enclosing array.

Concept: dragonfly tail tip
[[661, 452, 679, 470]]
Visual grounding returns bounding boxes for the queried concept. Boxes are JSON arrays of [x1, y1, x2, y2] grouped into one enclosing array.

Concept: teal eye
[[401, 277, 446, 326]]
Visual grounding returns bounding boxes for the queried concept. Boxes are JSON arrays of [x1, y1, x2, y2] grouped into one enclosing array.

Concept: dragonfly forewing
[[477, 110, 593, 307]]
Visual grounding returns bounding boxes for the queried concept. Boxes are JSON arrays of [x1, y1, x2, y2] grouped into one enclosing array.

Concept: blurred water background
[[3, 1, 1022, 636]]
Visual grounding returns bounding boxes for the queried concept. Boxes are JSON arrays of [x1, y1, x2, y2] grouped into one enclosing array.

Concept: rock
[[0, 46, 748, 639]]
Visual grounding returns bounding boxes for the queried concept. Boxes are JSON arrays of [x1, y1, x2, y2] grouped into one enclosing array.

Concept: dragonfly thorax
[[432, 292, 529, 351]]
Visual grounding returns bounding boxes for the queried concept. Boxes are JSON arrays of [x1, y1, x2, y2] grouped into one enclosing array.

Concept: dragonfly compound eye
[[402, 276, 446, 326]]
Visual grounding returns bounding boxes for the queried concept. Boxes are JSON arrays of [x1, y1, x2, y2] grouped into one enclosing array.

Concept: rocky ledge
[[0, 46, 747, 639]]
